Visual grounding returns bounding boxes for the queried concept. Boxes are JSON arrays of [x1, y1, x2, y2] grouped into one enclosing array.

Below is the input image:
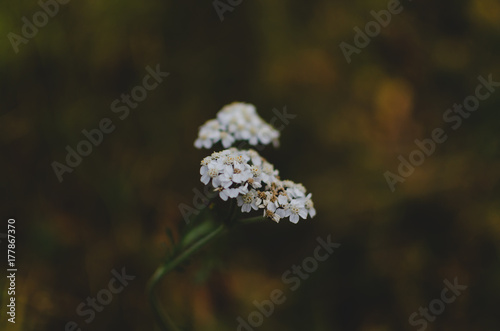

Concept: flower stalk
[[146, 221, 227, 331]]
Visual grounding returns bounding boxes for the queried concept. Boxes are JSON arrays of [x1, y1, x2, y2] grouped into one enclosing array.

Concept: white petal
[[227, 188, 240, 198], [212, 177, 223, 187], [289, 214, 299, 224], [201, 174, 210, 185], [219, 190, 229, 201], [278, 195, 288, 205], [203, 140, 213, 149], [194, 139, 203, 149], [276, 208, 287, 218]]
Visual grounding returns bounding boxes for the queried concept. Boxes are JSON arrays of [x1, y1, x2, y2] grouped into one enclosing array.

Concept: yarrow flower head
[[200, 148, 315, 224], [194, 102, 280, 149]]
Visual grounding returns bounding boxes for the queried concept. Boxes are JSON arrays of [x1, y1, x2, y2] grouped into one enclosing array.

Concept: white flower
[[194, 135, 211, 149], [302, 193, 316, 218], [220, 131, 235, 148], [255, 191, 273, 208], [263, 202, 282, 223], [194, 120, 221, 148], [200, 156, 212, 166], [257, 127, 274, 145], [220, 183, 250, 201], [285, 182, 307, 199], [261, 162, 279, 183], [275, 207, 288, 219], [249, 165, 267, 187], [199, 148, 315, 224], [247, 149, 263, 166], [284, 200, 308, 224], [277, 193, 289, 207], [194, 102, 280, 149], [219, 187, 240, 201], [237, 190, 259, 213], [200, 163, 219, 185], [231, 163, 252, 183]]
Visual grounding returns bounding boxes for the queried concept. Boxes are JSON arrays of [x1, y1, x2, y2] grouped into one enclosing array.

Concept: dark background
[[1, 0, 500, 330]]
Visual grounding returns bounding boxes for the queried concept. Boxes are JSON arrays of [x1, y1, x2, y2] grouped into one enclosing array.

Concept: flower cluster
[[194, 102, 280, 149], [200, 148, 315, 223]]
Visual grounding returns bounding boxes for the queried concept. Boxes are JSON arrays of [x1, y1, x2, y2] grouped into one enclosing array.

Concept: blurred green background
[[1, 0, 500, 330]]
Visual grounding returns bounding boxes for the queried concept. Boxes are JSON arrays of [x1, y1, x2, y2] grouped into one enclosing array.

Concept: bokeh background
[[1, 0, 500, 330]]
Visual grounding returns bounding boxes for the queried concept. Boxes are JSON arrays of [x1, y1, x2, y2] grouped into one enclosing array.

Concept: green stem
[[146, 223, 226, 331]]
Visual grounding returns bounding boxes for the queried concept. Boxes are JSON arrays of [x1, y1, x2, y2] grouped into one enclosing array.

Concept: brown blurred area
[[1, 0, 499, 330]]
